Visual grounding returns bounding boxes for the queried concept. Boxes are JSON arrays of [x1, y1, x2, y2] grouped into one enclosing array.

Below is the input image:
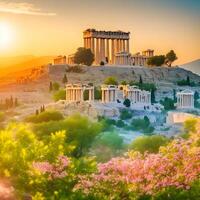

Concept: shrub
[[52, 82, 60, 91], [90, 131, 124, 162], [100, 61, 104, 66], [177, 76, 196, 86], [116, 120, 125, 128], [120, 80, 127, 85], [131, 116, 154, 133], [94, 131, 124, 150], [25, 110, 64, 123], [104, 76, 118, 85], [33, 114, 102, 157], [123, 98, 131, 107], [120, 109, 132, 120], [130, 135, 169, 153], [75, 120, 200, 199], [160, 97, 175, 110], [53, 89, 66, 101]]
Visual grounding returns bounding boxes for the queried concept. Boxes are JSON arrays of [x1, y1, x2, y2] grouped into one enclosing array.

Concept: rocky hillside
[[180, 59, 200, 75], [49, 65, 200, 85]]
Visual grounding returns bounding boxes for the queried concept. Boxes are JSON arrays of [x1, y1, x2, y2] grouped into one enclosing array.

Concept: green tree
[[25, 110, 64, 123], [104, 76, 118, 85], [52, 82, 60, 91], [62, 74, 68, 84], [160, 97, 175, 110], [91, 131, 124, 162], [147, 55, 165, 66], [53, 89, 66, 101], [165, 50, 177, 67], [151, 89, 156, 103], [187, 76, 190, 85], [130, 135, 169, 153], [95, 131, 124, 150], [123, 99, 131, 107], [120, 80, 127, 85], [74, 47, 94, 66], [49, 81, 53, 92], [120, 109, 132, 120], [139, 75, 143, 84], [33, 114, 102, 157]]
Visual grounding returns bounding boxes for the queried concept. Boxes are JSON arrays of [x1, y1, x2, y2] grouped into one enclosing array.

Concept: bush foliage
[[25, 110, 64, 123]]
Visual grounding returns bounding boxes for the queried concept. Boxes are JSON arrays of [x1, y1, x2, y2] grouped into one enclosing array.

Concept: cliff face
[[49, 65, 200, 85]]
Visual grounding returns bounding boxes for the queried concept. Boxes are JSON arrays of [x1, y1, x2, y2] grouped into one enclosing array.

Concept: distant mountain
[[180, 59, 200, 75], [0, 55, 54, 77]]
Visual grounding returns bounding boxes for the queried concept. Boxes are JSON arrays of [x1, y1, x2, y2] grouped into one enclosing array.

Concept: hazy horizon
[[0, 0, 200, 65]]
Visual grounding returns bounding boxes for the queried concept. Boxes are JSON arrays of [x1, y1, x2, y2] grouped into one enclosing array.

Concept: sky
[[0, 0, 199, 64]]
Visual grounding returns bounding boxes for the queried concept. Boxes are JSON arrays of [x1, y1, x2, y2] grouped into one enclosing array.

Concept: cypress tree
[[139, 75, 143, 84]]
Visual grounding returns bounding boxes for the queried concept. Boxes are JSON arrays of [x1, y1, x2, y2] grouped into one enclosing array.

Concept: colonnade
[[66, 84, 94, 102], [177, 90, 194, 109], [115, 53, 131, 65], [124, 86, 151, 104], [83, 29, 130, 64], [131, 54, 148, 66], [101, 85, 118, 103]]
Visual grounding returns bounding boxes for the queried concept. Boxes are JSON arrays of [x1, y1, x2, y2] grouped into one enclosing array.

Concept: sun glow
[[0, 22, 13, 49]]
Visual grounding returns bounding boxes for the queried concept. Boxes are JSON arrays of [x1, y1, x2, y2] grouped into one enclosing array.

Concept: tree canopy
[[165, 50, 177, 67], [147, 55, 166, 66], [74, 47, 94, 66], [130, 135, 169, 153]]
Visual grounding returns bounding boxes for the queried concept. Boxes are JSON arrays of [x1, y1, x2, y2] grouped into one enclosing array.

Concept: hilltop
[[180, 59, 200, 75]]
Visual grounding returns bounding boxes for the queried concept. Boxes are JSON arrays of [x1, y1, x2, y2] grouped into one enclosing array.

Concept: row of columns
[[66, 88, 94, 102], [102, 90, 117, 103], [115, 55, 130, 65], [177, 94, 194, 109], [132, 56, 148, 66], [84, 37, 130, 64], [125, 90, 151, 104]]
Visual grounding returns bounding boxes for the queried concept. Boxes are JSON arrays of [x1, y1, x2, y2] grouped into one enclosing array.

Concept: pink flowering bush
[[33, 155, 70, 179], [74, 119, 200, 199]]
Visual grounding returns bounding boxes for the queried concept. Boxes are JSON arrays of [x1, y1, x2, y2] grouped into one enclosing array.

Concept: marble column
[[111, 39, 115, 64], [122, 40, 125, 52], [126, 39, 130, 53], [91, 37, 95, 54], [96, 38, 100, 64], [106, 39, 110, 63], [102, 39, 105, 62], [115, 39, 118, 54], [99, 39, 103, 62]]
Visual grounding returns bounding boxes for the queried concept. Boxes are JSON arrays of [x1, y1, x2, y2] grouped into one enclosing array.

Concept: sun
[[0, 22, 13, 49]]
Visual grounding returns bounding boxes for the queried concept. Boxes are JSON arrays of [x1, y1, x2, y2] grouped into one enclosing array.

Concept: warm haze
[[0, 0, 199, 65]]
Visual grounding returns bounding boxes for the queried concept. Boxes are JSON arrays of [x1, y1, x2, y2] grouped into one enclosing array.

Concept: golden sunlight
[[0, 22, 13, 49]]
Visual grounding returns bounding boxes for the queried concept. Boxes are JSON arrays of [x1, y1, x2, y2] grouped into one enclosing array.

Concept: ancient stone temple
[[176, 89, 194, 109], [66, 84, 94, 102], [53, 56, 66, 65], [83, 29, 130, 65], [123, 85, 151, 105], [131, 49, 154, 66], [101, 85, 118, 103]]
